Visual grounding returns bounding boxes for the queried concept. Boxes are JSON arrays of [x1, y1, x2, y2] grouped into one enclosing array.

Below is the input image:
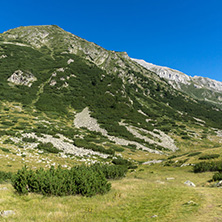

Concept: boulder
[[184, 180, 196, 187], [1, 210, 15, 217]]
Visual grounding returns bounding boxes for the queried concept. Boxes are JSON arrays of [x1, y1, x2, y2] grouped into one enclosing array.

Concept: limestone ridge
[[132, 58, 222, 107]]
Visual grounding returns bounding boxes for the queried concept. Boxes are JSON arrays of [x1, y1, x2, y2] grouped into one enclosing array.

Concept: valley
[[0, 25, 222, 221]]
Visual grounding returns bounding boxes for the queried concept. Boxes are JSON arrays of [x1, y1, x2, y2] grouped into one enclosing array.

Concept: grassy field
[[1, 163, 222, 222]]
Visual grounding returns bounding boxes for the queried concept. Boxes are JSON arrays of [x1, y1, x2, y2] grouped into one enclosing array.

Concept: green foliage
[[0, 147, 11, 153], [36, 142, 61, 154], [212, 172, 222, 181], [187, 152, 202, 157], [91, 164, 128, 179], [198, 154, 220, 160], [193, 161, 222, 173], [74, 139, 115, 155], [112, 157, 136, 169], [3, 138, 14, 144], [0, 171, 13, 183], [12, 165, 112, 197], [22, 137, 38, 143]]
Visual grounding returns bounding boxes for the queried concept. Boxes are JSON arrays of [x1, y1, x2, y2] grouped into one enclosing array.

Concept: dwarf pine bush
[[12, 164, 128, 197]]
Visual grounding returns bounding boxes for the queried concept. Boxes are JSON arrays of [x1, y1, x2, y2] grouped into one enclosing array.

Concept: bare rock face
[[7, 70, 37, 87]]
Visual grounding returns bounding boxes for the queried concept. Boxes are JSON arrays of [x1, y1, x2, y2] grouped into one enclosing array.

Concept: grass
[[0, 165, 205, 222]]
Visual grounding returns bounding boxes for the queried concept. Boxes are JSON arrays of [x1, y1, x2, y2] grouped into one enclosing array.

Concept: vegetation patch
[[12, 164, 128, 197], [198, 154, 220, 160], [193, 161, 222, 173], [36, 142, 61, 154], [0, 171, 13, 183]]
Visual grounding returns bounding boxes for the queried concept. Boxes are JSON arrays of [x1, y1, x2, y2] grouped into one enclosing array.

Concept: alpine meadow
[[0, 25, 222, 221]]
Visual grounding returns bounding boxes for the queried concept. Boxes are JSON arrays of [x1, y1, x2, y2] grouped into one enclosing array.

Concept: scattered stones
[[156, 180, 165, 184], [166, 177, 175, 180], [151, 215, 158, 218], [0, 210, 15, 217], [67, 58, 74, 64], [183, 200, 198, 206], [0, 187, 8, 191], [184, 180, 196, 187], [143, 160, 163, 165], [215, 180, 222, 187], [7, 70, 37, 87]]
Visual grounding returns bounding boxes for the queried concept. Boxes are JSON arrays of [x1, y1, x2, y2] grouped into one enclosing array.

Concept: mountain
[[1, 25, 222, 221], [132, 58, 222, 107], [0, 25, 222, 165]]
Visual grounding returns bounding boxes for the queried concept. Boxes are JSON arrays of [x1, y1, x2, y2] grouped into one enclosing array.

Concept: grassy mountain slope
[[0, 25, 222, 221]]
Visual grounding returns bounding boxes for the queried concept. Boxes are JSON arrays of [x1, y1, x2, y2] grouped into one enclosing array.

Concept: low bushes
[[0, 171, 13, 183], [187, 152, 202, 157], [12, 164, 128, 197], [212, 172, 222, 181], [74, 139, 115, 155], [193, 161, 222, 173], [91, 164, 128, 179], [36, 142, 61, 154], [198, 154, 220, 160], [12, 165, 111, 197]]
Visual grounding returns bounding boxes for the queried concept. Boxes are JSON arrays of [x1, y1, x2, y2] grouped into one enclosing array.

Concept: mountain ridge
[[132, 58, 222, 106]]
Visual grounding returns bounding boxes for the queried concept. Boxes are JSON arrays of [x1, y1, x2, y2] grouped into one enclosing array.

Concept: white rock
[[184, 180, 196, 187]]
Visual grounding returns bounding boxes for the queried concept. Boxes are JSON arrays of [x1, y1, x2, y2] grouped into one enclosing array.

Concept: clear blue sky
[[1, 0, 222, 81]]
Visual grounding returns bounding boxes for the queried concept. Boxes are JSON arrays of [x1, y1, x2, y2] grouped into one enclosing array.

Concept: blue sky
[[1, 0, 222, 81]]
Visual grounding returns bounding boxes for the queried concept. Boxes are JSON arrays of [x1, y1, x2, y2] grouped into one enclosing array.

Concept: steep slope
[[0, 25, 222, 169], [132, 58, 222, 107]]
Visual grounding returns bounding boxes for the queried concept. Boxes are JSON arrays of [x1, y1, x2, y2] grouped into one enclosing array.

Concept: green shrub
[[22, 137, 38, 143], [193, 161, 222, 173], [12, 165, 111, 197], [0, 147, 11, 153], [212, 172, 222, 181], [0, 171, 13, 183], [187, 152, 202, 157], [112, 157, 136, 169], [74, 139, 115, 155], [91, 164, 128, 179], [36, 142, 61, 154], [199, 154, 220, 160]]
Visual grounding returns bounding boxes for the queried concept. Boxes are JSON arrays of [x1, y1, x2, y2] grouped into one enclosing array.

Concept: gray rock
[[1, 210, 15, 217], [151, 215, 158, 218], [184, 180, 196, 187], [215, 180, 222, 187], [166, 177, 175, 180], [0, 187, 8, 191]]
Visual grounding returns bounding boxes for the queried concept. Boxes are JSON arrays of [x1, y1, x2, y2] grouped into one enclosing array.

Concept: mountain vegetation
[[0, 25, 222, 221]]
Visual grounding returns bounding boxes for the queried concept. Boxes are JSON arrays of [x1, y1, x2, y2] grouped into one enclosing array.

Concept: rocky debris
[[67, 58, 74, 64], [0, 54, 7, 59], [166, 177, 175, 180], [214, 180, 222, 187], [7, 70, 37, 87], [0, 210, 15, 217], [183, 200, 198, 206], [119, 121, 178, 152], [56, 68, 65, 72], [74, 107, 163, 154], [156, 180, 165, 184], [0, 187, 8, 191], [184, 180, 196, 187], [74, 107, 108, 135], [22, 132, 109, 158], [143, 160, 163, 165], [50, 80, 57, 86], [180, 163, 195, 167], [151, 215, 158, 218]]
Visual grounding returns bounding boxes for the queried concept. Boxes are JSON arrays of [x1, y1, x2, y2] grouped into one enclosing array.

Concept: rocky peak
[[132, 58, 222, 93]]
